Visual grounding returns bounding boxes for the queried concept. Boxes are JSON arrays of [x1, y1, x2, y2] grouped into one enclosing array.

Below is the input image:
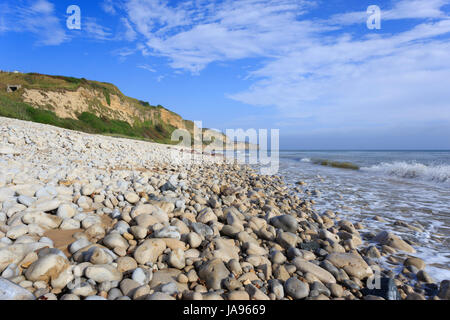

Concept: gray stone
[[198, 259, 230, 290], [0, 278, 35, 300], [284, 277, 309, 300], [270, 215, 298, 233]]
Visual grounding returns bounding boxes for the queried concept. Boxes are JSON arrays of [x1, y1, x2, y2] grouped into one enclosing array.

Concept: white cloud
[[138, 64, 156, 72], [330, 0, 450, 25], [119, 0, 450, 135], [118, 18, 138, 41], [101, 0, 118, 15], [84, 17, 113, 40], [1, 0, 68, 45], [124, 0, 320, 72]]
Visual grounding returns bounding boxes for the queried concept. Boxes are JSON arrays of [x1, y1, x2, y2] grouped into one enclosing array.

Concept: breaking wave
[[361, 162, 450, 183]]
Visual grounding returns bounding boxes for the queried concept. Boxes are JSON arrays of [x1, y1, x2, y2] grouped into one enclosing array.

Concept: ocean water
[[276, 150, 450, 283]]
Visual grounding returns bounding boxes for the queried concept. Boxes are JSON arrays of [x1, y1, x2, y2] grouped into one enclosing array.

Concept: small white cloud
[[138, 64, 156, 72], [118, 18, 137, 41], [330, 0, 450, 25], [101, 0, 117, 15], [84, 17, 113, 40]]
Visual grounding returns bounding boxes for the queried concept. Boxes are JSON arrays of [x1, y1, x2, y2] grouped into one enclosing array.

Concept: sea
[[245, 150, 450, 283]]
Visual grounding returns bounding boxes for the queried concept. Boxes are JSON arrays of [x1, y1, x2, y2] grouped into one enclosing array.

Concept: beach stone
[[374, 231, 416, 253], [134, 214, 159, 228], [17, 195, 35, 207], [327, 283, 344, 298], [187, 232, 202, 248], [404, 256, 425, 270], [85, 295, 107, 300], [417, 270, 434, 283], [326, 252, 373, 279], [198, 259, 230, 290], [406, 292, 426, 300], [146, 292, 176, 300], [102, 233, 128, 250], [293, 257, 336, 284], [69, 238, 91, 254], [270, 215, 298, 233], [89, 247, 113, 265], [154, 226, 180, 240], [134, 239, 166, 265], [85, 265, 122, 283], [125, 192, 140, 204], [168, 248, 185, 269], [130, 226, 147, 240], [25, 254, 69, 283], [132, 268, 147, 285], [284, 277, 309, 300], [191, 222, 214, 238], [245, 284, 270, 300], [120, 278, 141, 297], [212, 238, 240, 263], [60, 219, 80, 230], [244, 242, 268, 256], [115, 257, 137, 274], [81, 184, 95, 196], [34, 199, 60, 212], [228, 290, 250, 300], [60, 294, 80, 300], [161, 282, 178, 295], [299, 241, 320, 252], [0, 277, 35, 300], [22, 212, 62, 229], [438, 280, 450, 300], [276, 232, 298, 249], [77, 196, 93, 210], [70, 281, 96, 297], [366, 246, 381, 259], [57, 204, 76, 219], [311, 281, 331, 297], [269, 279, 284, 299], [196, 207, 217, 224], [6, 225, 28, 240], [270, 250, 287, 265], [150, 268, 188, 292]]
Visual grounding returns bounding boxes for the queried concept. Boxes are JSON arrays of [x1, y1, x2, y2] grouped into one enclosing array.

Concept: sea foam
[[361, 162, 450, 183]]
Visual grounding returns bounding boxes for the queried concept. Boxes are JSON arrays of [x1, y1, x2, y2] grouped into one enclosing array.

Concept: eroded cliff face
[[22, 87, 191, 131]]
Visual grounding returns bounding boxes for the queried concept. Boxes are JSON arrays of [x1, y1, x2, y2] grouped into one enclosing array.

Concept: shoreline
[[0, 116, 448, 300]]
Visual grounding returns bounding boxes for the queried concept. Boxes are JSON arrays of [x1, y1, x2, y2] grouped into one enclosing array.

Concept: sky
[[0, 0, 450, 150]]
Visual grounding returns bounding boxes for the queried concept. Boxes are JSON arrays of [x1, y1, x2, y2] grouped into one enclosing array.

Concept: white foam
[[300, 157, 311, 162], [361, 161, 450, 183]]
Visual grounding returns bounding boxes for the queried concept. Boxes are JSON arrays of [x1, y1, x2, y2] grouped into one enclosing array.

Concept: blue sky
[[1, 0, 450, 149]]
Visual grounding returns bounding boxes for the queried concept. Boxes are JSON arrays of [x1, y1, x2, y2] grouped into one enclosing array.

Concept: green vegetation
[[0, 92, 178, 144], [312, 159, 360, 170], [103, 89, 111, 106]]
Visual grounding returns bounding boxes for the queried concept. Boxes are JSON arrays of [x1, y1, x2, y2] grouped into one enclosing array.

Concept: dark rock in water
[[299, 241, 320, 252], [423, 283, 439, 297], [160, 181, 177, 192], [438, 280, 450, 299], [361, 277, 400, 300]]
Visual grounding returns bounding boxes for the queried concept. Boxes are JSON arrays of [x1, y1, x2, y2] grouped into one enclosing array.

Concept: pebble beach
[[0, 116, 449, 301]]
